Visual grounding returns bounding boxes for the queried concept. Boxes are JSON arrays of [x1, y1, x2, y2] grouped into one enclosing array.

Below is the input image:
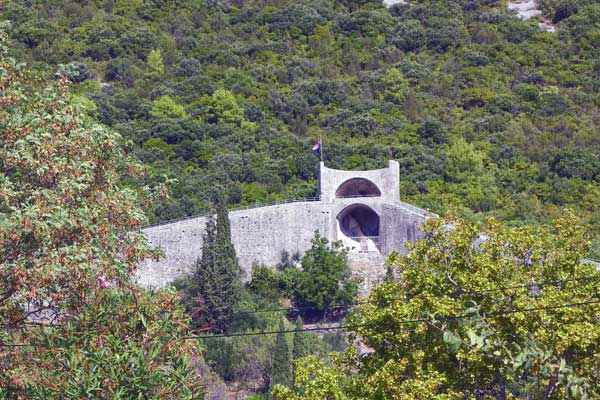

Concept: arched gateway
[[336, 204, 380, 253]]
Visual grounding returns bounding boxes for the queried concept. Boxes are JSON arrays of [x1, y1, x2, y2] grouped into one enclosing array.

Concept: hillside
[[5, 0, 600, 252]]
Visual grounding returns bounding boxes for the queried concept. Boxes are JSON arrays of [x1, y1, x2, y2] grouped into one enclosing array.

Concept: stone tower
[[136, 161, 433, 289]]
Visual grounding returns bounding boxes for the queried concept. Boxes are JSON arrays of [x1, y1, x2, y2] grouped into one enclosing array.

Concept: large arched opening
[[336, 204, 380, 253], [335, 178, 381, 198]]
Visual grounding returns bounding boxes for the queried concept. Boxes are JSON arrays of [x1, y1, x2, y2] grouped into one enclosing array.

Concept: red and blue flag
[[312, 139, 321, 156]]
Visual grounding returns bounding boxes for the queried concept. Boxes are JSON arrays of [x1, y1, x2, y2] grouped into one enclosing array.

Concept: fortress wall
[[380, 203, 430, 255], [135, 159, 435, 289], [229, 202, 331, 276], [135, 201, 331, 288], [135, 200, 433, 288], [135, 216, 208, 288]]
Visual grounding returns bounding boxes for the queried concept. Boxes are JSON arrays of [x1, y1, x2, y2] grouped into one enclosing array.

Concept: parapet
[[319, 160, 400, 203]]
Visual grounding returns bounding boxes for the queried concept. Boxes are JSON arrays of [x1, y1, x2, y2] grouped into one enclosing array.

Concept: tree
[[270, 316, 292, 391], [203, 88, 255, 130], [292, 316, 309, 361], [146, 48, 164, 77], [289, 232, 357, 320], [187, 202, 241, 332], [390, 19, 427, 51], [0, 31, 202, 398], [248, 264, 281, 304], [274, 213, 600, 399], [150, 95, 188, 119], [378, 67, 409, 104]]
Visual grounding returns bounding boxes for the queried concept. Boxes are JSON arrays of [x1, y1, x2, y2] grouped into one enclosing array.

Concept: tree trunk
[[497, 372, 506, 400], [543, 378, 558, 399]]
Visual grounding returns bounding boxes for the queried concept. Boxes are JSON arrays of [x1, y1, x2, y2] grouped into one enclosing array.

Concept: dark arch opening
[[335, 178, 381, 198], [337, 204, 380, 252]]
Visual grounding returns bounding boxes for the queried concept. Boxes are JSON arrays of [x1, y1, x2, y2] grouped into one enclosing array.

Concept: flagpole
[[320, 135, 323, 163]]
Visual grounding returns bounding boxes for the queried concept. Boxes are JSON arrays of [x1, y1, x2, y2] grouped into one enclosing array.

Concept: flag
[[312, 138, 321, 156]]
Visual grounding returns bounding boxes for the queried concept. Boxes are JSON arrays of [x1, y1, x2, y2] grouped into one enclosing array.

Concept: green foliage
[[7, 1, 600, 396], [199, 248, 350, 393], [379, 67, 408, 104], [275, 213, 600, 399], [182, 202, 242, 332], [286, 232, 358, 317], [146, 48, 164, 77], [19, 288, 203, 399], [11, 0, 600, 239], [150, 95, 188, 119], [271, 316, 292, 391], [203, 88, 256, 130], [0, 31, 202, 398], [57, 61, 92, 83], [202, 311, 303, 393], [248, 264, 282, 304], [292, 316, 310, 361]]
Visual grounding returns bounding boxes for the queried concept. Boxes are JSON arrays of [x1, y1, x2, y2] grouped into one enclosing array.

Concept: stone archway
[[336, 204, 380, 253], [335, 178, 381, 198]]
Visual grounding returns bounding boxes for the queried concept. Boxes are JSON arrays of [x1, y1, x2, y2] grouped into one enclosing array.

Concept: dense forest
[[3, 0, 600, 398], [5, 0, 600, 249]]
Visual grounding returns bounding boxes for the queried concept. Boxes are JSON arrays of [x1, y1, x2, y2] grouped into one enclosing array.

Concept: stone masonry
[[136, 161, 434, 290]]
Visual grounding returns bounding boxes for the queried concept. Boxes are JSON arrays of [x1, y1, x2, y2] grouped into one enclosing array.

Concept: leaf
[[443, 331, 462, 352], [466, 329, 484, 348]]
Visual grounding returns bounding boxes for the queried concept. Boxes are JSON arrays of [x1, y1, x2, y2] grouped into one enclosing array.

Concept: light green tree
[[203, 88, 256, 130], [146, 48, 164, 77], [274, 213, 600, 399], [150, 95, 188, 119], [379, 67, 409, 104]]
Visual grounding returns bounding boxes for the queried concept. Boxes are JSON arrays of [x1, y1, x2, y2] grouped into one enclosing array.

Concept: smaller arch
[[336, 203, 380, 253], [335, 178, 381, 198]]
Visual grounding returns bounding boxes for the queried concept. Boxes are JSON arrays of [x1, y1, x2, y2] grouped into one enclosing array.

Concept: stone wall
[[230, 201, 331, 274], [136, 201, 331, 287], [136, 199, 431, 289], [380, 203, 428, 255]]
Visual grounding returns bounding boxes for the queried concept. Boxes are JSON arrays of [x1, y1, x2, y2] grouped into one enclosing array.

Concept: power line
[[189, 297, 600, 339], [4, 277, 599, 346], [185, 322, 399, 339], [4, 298, 600, 347], [234, 300, 372, 315]]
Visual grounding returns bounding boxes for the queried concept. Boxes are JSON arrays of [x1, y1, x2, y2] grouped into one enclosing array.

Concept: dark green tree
[[270, 316, 292, 392], [189, 202, 241, 332], [215, 200, 241, 279], [292, 316, 310, 361], [291, 231, 357, 320]]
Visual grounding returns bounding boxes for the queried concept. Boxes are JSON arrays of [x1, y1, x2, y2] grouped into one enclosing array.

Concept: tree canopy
[[274, 213, 600, 399], [0, 29, 203, 399], [284, 231, 358, 319]]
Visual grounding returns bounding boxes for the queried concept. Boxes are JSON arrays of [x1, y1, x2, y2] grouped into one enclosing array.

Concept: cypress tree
[[191, 201, 241, 332], [292, 316, 310, 361], [270, 316, 292, 391], [215, 200, 241, 282]]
